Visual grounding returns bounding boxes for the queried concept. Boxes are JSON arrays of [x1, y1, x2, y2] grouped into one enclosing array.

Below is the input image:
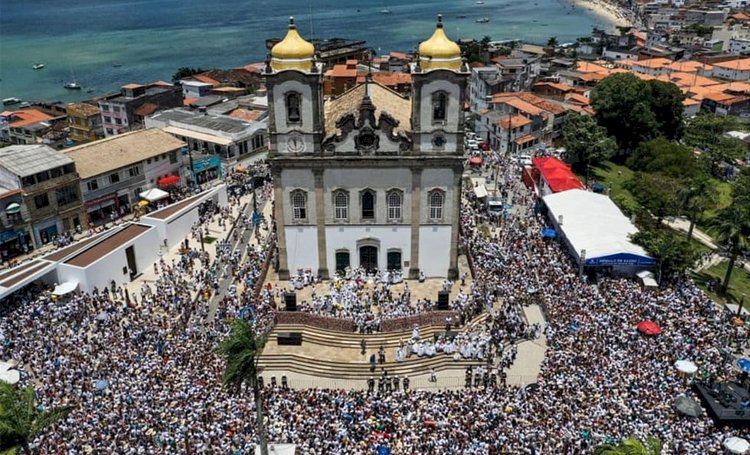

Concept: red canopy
[[637, 320, 662, 336], [532, 157, 584, 193], [469, 156, 483, 165], [158, 175, 180, 187]]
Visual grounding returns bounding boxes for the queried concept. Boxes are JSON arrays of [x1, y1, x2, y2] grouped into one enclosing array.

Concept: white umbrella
[[675, 360, 698, 375], [724, 437, 750, 455], [0, 368, 20, 385], [53, 281, 78, 296], [139, 188, 169, 202]]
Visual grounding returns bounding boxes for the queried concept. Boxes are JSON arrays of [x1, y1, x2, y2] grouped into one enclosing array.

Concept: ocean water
[[0, 0, 611, 103]]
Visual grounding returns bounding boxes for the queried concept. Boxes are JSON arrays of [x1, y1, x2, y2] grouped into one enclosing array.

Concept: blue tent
[[542, 228, 557, 238], [738, 358, 750, 373]]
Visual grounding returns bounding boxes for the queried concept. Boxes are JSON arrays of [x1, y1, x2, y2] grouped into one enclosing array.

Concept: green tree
[[547, 36, 559, 48], [590, 73, 659, 152], [562, 113, 617, 172], [595, 436, 663, 455], [0, 382, 72, 455], [684, 113, 744, 173], [627, 172, 685, 222], [646, 80, 685, 140], [678, 176, 719, 242], [626, 138, 698, 178], [171, 66, 206, 82], [216, 319, 268, 455], [709, 203, 750, 295]]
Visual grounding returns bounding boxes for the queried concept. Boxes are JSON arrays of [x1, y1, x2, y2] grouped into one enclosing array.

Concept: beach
[[569, 0, 635, 29]]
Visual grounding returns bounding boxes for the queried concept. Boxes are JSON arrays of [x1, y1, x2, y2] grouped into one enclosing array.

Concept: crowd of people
[[0, 157, 749, 453]]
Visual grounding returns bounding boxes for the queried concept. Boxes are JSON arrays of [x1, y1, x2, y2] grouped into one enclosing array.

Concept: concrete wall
[[284, 225, 318, 273], [418, 225, 451, 277]]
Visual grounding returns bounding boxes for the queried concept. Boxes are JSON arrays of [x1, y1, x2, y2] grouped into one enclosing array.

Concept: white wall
[[285, 225, 318, 273], [419, 225, 451, 277], [324, 225, 412, 274]]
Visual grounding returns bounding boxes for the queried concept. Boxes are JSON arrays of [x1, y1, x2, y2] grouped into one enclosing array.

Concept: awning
[[158, 175, 180, 187], [163, 126, 233, 146], [53, 281, 78, 296], [140, 188, 170, 202], [469, 156, 483, 165], [514, 134, 535, 145], [474, 184, 488, 199], [4, 203, 21, 214]]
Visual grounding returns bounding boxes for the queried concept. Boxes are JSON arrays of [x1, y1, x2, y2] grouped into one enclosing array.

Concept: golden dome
[[418, 15, 462, 71], [271, 17, 315, 72]]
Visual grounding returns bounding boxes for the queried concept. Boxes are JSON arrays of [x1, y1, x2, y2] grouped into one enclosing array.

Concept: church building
[[268, 15, 468, 280]]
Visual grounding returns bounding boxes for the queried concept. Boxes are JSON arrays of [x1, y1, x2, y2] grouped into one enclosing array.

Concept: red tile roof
[[7, 109, 53, 128], [133, 103, 159, 117]]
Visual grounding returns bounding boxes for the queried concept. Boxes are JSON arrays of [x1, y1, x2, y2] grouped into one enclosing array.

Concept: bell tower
[[411, 15, 469, 155], [265, 17, 325, 155]]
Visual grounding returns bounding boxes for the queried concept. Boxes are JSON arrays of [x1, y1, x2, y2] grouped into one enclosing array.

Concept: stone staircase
[[258, 312, 491, 380]]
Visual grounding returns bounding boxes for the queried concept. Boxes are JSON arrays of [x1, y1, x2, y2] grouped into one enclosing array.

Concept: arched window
[[286, 93, 301, 123], [429, 190, 444, 220], [333, 190, 349, 220], [291, 190, 307, 220], [387, 190, 402, 221], [432, 92, 447, 122], [361, 190, 375, 220]]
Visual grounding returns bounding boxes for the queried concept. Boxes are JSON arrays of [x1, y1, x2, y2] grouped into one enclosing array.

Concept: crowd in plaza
[[0, 158, 749, 453]]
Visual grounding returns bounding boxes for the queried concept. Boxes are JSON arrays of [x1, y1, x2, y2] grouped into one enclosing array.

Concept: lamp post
[[579, 249, 586, 281]]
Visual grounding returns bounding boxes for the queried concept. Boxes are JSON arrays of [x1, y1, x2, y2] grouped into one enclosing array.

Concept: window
[[104, 116, 112, 124], [86, 179, 99, 192], [106, 128, 113, 135], [432, 92, 447, 122], [110, 173, 120, 184], [291, 190, 307, 221], [361, 190, 375, 220], [429, 190, 444, 220], [56, 185, 78, 206], [34, 193, 49, 209], [113, 106, 121, 113], [387, 190, 402, 221], [333, 190, 348, 220], [129, 166, 141, 177], [35, 171, 49, 183], [50, 167, 62, 178], [169, 152, 177, 164], [115, 118, 122, 125], [63, 164, 75, 175], [102, 104, 110, 111], [286, 93, 301, 123], [21, 176, 35, 187]]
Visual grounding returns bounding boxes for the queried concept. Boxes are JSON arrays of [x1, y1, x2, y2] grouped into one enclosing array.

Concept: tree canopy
[[595, 436, 663, 455], [626, 137, 698, 178], [684, 113, 745, 172], [561, 114, 617, 170], [590, 73, 685, 152], [627, 172, 685, 221], [171, 67, 206, 82]]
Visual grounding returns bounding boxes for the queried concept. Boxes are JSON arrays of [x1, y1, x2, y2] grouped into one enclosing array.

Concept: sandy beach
[[570, 0, 635, 28]]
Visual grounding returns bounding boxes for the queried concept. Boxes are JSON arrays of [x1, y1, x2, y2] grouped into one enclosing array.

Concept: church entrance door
[[335, 251, 350, 274], [359, 246, 378, 273], [387, 251, 402, 271]]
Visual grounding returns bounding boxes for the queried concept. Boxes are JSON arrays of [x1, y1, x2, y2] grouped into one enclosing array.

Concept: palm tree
[[547, 36, 559, 48], [710, 203, 750, 295], [216, 318, 268, 455], [0, 382, 72, 455], [678, 177, 718, 242], [595, 436, 663, 455]]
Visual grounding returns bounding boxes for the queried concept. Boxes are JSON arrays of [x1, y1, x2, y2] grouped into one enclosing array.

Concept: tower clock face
[[286, 133, 306, 153]]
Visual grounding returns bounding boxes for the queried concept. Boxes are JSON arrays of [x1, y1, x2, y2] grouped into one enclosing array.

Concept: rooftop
[[64, 129, 185, 179], [6, 109, 53, 128], [64, 224, 151, 267], [66, 102, 100, 117], [713, 58, 750, 72], [0, 144, 73, 177], [148, 108, 265, 134], [325, 82, 411, 137]]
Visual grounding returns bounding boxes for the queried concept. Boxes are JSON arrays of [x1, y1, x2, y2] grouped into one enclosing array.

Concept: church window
[[361, 190, 375, 220], [291, 190, 307, 221], [286, 93, 301, 123], [387, 190, 402, 221], [334, 190, 349, 220], [432, 92, 447, 122], [429, 190, 444, 221]]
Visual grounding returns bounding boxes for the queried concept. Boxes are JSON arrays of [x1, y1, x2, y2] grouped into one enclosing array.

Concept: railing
[[274, 310, 460, 333]]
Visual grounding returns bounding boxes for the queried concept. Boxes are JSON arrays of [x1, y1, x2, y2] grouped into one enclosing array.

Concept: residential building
[[66, 103, 103, 143], [712, 58, 750, 80], [145, 108, 267, 181], [267, 16, 465, 279], [98, 82, 182, 137], [0, 145, 84, 246], [64, 129, 186, 225], [324, 60, 360, 96], [0, 187, 31, 262], [181, 80, 215, 98], [0, 109, 54, 144]]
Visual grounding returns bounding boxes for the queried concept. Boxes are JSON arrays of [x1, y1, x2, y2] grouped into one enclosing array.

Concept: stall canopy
[[53, 281, 78, 296], [0, 361, 20, 385], [140, 188, 170, 202], [533, 157, 585, 193], [158, 175, 180, 187], [474, 184, 488, 199], [542, 190, 655, 268]]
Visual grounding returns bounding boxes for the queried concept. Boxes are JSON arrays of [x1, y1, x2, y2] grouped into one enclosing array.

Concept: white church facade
[[267, 16, 468, 280]]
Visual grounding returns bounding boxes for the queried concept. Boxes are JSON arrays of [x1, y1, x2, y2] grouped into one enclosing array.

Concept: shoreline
[[569, 0, 635, 29]]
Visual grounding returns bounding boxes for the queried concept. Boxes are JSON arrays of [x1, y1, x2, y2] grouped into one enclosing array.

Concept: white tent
[[474, 184, 488, 199], [637, 270, 658, 288], [542, 190, 655, 270], [53, 281, 78, 296], [139, 188, 170, 202], [674, 360, 698, 375], [0, 361, 20, 385], [255, 444, 296, 455], [724, 437, 750, 454]]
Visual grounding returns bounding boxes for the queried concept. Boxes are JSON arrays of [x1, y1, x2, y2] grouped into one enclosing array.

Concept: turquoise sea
[[0, 0, 613, 103]]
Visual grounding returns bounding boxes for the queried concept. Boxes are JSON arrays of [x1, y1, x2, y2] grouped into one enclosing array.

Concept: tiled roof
[[66, 102, 100, 117], [7, 109, 53, 128], [133, 103, 159, 117], [497, 115, 532, 129], [713, 58, 750, 72], [324, 82, 411, 137], [64, 129, 185, 179]]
